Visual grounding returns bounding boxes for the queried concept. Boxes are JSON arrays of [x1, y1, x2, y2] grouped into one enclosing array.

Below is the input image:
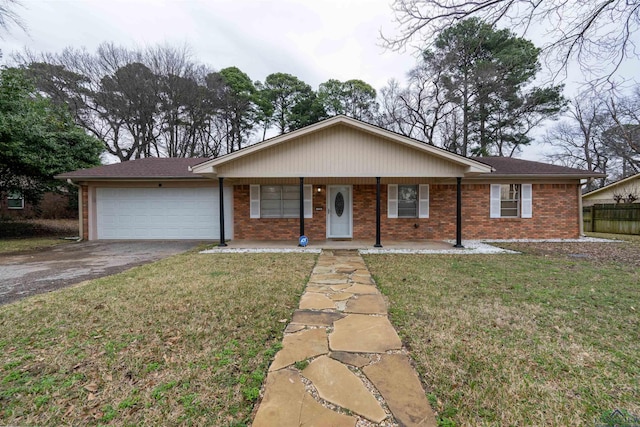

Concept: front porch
[[200, 239, 518, 254], [212, 239, 455, 250]]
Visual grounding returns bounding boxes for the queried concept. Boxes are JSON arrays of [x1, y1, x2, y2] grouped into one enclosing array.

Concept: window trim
[[490, 184, 532, 218], [250, 184, 312, 219], [388, 184, 429, 218]]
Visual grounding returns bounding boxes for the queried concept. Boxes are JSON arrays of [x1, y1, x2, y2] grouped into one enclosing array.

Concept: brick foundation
[[233, 183, 581, 241]]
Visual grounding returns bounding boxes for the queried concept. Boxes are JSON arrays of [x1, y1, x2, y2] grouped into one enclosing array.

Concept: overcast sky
[[3, 0, 419, 90], [3, 0, 639, 161]]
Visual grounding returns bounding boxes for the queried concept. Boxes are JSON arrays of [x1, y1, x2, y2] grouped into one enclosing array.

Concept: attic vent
[[335, 192, 344, 217]]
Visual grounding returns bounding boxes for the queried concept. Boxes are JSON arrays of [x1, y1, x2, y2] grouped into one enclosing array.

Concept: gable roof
[[472, 156, 605, 179], [55, 157, 209, 180], [192, 116, 493, 177], [583, 172, 640, 198]]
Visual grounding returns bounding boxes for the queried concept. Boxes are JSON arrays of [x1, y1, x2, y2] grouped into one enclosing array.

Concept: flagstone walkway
[[252, 250, 437, 427]]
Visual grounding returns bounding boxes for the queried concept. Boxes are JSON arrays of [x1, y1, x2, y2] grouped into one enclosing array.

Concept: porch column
[[218, 177, 227, 247], [454, 177, 464, 248], [374, 177, 382, 247], [299, 177, 305, 244]]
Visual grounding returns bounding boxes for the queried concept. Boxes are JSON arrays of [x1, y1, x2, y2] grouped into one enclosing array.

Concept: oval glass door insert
[[335, 192, 344, 217]]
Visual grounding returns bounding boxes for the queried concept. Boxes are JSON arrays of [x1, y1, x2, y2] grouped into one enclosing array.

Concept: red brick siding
[[234, 182, 580, 240], [233, 185, 328, 240]]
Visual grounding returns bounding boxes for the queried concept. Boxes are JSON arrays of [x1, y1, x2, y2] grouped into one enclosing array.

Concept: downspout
[[66, 179, 83, 241]]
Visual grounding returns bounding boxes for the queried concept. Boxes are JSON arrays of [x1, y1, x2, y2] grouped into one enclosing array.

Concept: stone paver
[[303, 356, 387, 423], [269, 328, 328, 371], [253, 249, 437, 426], [291, 309, 344, 326], [363, 354, 438, 427], [252, 369, 356, 427], [330, 351, 372, 368], [344, 294, 388, 314], [330, 314, 402, 353], [299, 292, 336, 310], [342, 283, 380, 294]]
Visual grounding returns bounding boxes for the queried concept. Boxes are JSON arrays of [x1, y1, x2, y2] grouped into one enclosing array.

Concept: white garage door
[[96, 187, 232, 239]]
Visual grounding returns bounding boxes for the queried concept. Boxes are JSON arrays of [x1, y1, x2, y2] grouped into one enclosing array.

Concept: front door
[[327, 185, 352, 238]]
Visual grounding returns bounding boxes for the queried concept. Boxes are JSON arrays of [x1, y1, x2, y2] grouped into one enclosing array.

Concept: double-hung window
[[490, 184, 532, 218], [388, 184, 429, 218], [250, 185, 312, 218]]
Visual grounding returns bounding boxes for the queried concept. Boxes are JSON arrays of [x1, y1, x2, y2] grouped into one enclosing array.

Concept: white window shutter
[[250, 185, 260, 218], [521, 184, 532, 218], [388, 184, 398, 218], [303, 185, 313, 218], [490, 184, 502, 218], [418, 184, 429, 218]]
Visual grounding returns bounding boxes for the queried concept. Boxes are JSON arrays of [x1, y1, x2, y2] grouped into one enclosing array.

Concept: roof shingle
[[471, 156, 602, 176], [55, 157, 210, 180]]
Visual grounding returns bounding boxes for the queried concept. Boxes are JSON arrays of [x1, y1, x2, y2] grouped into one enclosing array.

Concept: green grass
[[0, 237, 73, 254], [0, 251, 317, 426], [364, 251, 639, 426]]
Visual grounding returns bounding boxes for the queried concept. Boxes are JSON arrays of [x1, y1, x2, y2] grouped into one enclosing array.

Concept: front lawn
[[365, 250, 639, 426], [0, 238, 73, 254], [0, 251, 317, 426]]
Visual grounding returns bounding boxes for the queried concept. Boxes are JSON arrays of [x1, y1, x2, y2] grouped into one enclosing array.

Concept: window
[[490, 184, 532, 218], [7, 192, 24, 209], [500, 184, 520, 217], [250, 185, 312, 219], [398, 185, 418, 217], [261, 185, 300, 218], [388, 184, 429, 218]]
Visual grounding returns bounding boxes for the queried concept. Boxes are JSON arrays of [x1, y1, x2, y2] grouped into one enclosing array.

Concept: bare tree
[[604, 86, 640, 176], [612, 182, 639, 203], [383, 0, 640, 83], [545, 92, 611, 190], [0, 0, 24, 34]]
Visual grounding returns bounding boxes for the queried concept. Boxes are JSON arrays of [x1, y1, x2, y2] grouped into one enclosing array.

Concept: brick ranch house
[[56, 116, 603, 245]]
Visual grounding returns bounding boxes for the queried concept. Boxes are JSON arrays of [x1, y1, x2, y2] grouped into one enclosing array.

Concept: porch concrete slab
[[292, 309, 345, 327], [330, 314, 402, 353], [344, 294, 388, 314], [269, 328, 328, 371], [363, 354, 437, 427], [252, 369, 356, 427], [206, 239, 457, 251], [299, 292, 336, 310], [330, 351, 372, 368], [342, 284, 380, 294], [302, 356, 387, 423]]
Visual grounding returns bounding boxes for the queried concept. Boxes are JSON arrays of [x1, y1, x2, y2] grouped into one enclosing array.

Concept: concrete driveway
[[0, 241, 204, 306]]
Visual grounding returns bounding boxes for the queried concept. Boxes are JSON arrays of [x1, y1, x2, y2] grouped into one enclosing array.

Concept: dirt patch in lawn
[[496, 238, 640, 266]]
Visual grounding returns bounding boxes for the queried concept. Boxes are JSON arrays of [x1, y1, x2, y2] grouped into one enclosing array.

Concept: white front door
[[327, 185, 352, 238]]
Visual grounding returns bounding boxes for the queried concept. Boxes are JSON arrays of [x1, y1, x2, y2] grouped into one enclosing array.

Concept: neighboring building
[[56, 116, 603, 244], [582, 173, 640, 206], [0, 191, 76, 219]]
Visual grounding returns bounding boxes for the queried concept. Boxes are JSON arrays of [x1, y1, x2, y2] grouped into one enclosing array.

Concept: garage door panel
[[96, 187, 231, 240]]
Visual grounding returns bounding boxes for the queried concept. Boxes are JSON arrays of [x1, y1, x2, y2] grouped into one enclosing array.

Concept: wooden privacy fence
[[583, 204, 640, 235]]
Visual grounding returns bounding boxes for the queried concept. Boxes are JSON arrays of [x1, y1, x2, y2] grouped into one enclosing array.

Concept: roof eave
[[56, 175, 210, 181], [466, 173, 603, 180]]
